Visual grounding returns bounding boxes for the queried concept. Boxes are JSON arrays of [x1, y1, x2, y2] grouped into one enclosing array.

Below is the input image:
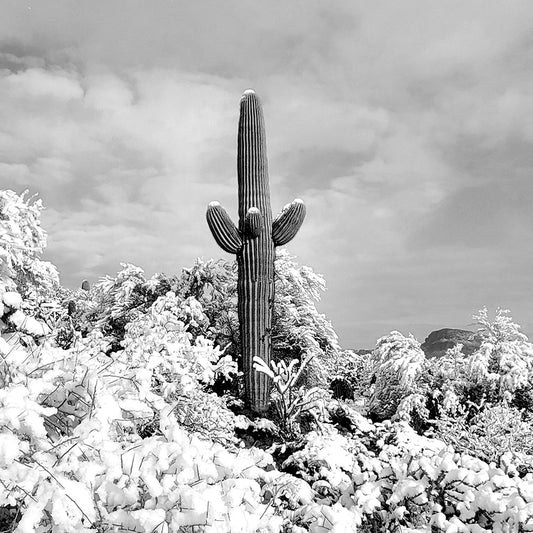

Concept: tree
[[366, 331, 425, 422], [0, 190, 59, 337], [178, 251, 342, 389]]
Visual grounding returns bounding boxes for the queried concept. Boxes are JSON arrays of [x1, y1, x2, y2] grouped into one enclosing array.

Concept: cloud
[[0, 1, 532, 347], [410, 178, 533, 249], [0, 63, 243, 284]]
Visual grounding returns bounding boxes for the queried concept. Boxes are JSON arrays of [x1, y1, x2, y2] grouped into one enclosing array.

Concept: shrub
[[433, 404, 533, 464], [366, 331, 425, 422], [330, 349, 374, 400]]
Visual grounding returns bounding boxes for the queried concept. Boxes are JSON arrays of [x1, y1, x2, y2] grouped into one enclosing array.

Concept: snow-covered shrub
[[121, 291, 234, 391], [118, 290, 238, 439], [366, 331, 425, 422], [434, 404, 533, 464], [174, 258, 239, 353], [0, 294, 283, 532], [414, 308, 533, 440], [469, 308, 533, 406], [0, 190, 58, 339], [281, 419, 533, 532], [0, 189, 59, 292], [78, 264, 174, 350], [330, 349, 373, 400], [273, 251, 341, 388]]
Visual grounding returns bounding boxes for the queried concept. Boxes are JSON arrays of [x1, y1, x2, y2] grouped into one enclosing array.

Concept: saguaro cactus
[[206, 90, 306, 413]]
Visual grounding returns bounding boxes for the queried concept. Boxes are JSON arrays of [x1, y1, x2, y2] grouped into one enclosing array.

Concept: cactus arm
[[272, 198, 306, 246], [244, 207, 263, 238], [206, 201, 242, 254]]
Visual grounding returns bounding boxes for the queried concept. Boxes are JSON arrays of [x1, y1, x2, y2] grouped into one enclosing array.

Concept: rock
[[421, 328, 482, 358]]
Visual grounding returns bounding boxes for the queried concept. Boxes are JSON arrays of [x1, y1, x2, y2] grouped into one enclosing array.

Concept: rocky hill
[[420, 327, 482, 358]]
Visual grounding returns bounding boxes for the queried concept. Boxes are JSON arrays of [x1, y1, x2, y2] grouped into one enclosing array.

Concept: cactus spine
[[206, 90, 306, 413]]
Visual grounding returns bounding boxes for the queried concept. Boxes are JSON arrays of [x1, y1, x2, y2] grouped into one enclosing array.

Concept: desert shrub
[[365, 331, 425, 422], [367, 309, 533, 444], [174, 258, 239, 354], [280, 420, 533, 532], [414, 309, 533, 433], [433, 403, 533, 464], [0, 189, 60, 297], [0, 190, 60, 339], [330, 349, 374, 400], [156, 252, 342, 388], [80, 264, 174, 349], [0, 286, 286, 532], [470, 308, 533, 407]]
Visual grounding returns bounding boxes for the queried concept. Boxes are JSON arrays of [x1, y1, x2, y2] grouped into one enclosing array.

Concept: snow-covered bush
[[434, 404, 533, 464], [469, 308, 533, 406], [273, 251, 341, 388], [173, 253, 342, 384], [72, 264, 174, 350], [0, 292, 283, 532], [0, 189, 59, 293], [174, 258, 239, 354], [281, 416, 533, 532], [330, 349, 373, 400], [119, 290, 238, 441], [366, 332, 425, 422], [0, 190, 58, 339]]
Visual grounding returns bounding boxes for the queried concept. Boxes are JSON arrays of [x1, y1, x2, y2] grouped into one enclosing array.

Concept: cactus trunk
[[207, 90, 306, 413], [237, 92, 274, 412]]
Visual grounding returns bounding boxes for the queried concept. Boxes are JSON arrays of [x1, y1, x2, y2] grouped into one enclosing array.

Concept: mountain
[[420, 328, 482, 358]]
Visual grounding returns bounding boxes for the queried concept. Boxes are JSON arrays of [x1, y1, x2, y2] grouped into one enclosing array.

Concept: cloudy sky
[[1, 1, 532, 347]]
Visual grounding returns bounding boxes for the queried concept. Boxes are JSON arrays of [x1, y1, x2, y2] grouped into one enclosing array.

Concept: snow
[[8, 310, 50, 336], [3, 291, 22, 309], [0, 432, 23, 466], [130, 509, 167, 533], [118, 398, 154, 418]]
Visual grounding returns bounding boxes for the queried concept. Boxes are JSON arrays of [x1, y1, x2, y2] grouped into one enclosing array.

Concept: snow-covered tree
[[0, 190, 59, 338], [366, 331, 426, 422], [163, 252, 341, 388], [468, 307, 533, 404]]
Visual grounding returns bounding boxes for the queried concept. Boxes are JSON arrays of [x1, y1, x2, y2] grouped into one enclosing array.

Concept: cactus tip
[[208, 201, 220, 208], [294, 198, 304, 204], [241, 89, 256, 101]]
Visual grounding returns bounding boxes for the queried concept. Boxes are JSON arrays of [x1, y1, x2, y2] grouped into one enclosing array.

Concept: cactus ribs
[[206, 90, 306, 413]]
